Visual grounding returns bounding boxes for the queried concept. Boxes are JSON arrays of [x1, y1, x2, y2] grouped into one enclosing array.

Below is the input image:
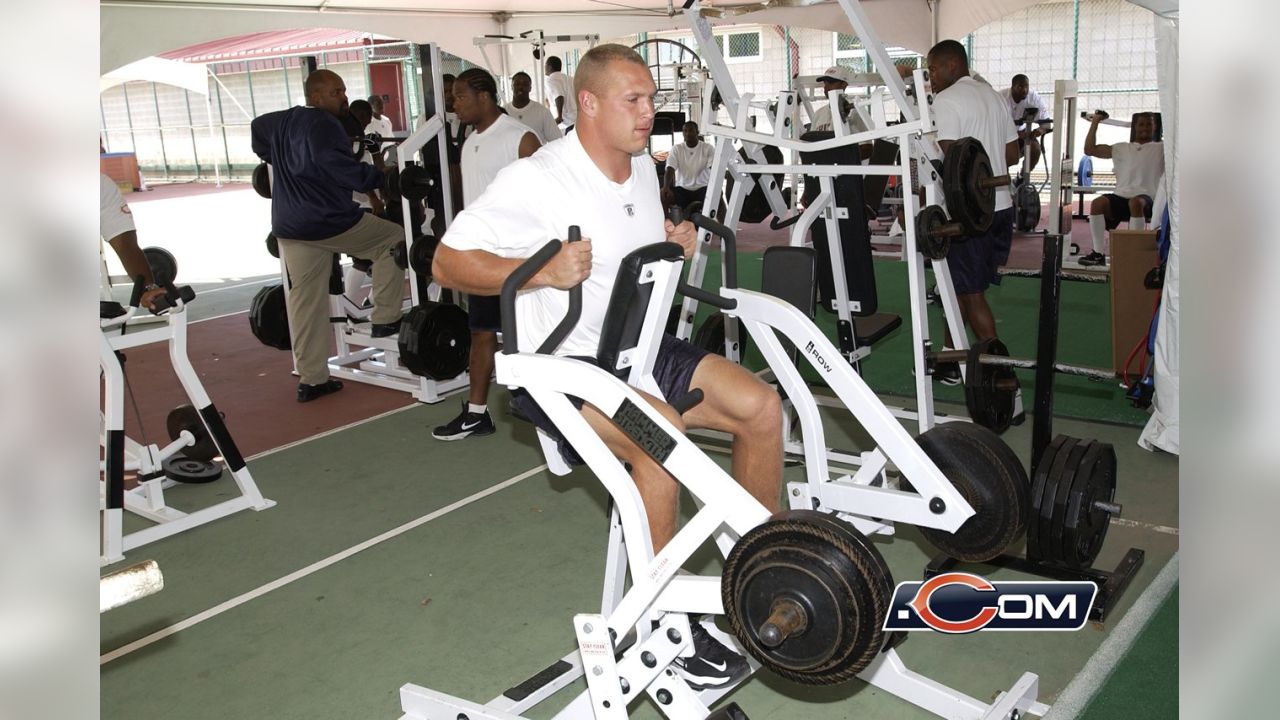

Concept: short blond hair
[[573, 44, 648, 98]]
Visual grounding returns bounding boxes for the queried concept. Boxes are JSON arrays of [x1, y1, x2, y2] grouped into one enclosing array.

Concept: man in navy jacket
[[252, 69, 405, 402]]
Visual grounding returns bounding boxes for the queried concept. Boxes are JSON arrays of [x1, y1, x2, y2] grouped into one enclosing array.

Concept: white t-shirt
[[442, 132, 664, 356], [1111, 141, 1165, 199], [811, 97, 869, 135], [100, 173, 135, 243], [667, 140, 716, 190], [544, 71, 578, 126], [461, 113, 535, 206], [353, 147, 376, 209], [999, 88, 1050, 130], [933, 76, 1018, 212], [367, 114, 394, 139], [504, 101, 562, 144]]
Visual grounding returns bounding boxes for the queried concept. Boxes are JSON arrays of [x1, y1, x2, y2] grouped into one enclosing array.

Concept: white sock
[[1088, 214, 1107, 255], [468, 402, 487, 414], [1129, 217, 1146, 230]]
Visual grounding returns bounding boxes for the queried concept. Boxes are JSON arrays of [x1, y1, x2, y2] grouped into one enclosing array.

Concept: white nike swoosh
[[704, 659, 728, 672], [461, 420, 481, 430]]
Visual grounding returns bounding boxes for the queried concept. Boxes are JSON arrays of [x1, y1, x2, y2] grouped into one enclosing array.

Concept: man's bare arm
[[432, 241, 593, 295], [1084, 117, 1112, 159]]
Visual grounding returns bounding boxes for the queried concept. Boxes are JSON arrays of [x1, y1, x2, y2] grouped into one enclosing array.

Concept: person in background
[[661, 121, 715, 214], [1080, 111, 1164, 266], [504, 71, 561, 143], [543, 55, 578, 131]]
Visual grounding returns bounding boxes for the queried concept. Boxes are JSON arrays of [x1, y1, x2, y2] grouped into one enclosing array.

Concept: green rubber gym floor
[[101, 395, 1178, 719]]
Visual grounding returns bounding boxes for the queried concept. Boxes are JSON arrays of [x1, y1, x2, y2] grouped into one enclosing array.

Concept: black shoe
[[926, 284, 941, 307], [370, 318, 401, 338], [432, 402, 495, 441], [672, 621, 750, 691], [1079, 251, 1107, 267], [297, 379, 343, 403], [933, 361, 962, 386]]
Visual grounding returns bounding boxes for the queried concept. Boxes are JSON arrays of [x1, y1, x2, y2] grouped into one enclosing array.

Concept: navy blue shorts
[[510, 334, 710, 466], [467, 294, 501, 332], [1101, 193, 1153, 225], [946, 207, 1015, 295]]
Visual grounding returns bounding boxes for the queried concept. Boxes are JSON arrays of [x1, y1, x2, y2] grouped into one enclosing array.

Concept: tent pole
[[204, 69, 222, 187]]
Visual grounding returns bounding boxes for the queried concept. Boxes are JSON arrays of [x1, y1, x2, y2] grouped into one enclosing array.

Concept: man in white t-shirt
[[347, 100, 386, 215], [433, 68, 541, 442], [661, 121, 716, 213], [809, 65, 870, 135], [543, 55, 578, 130], [433, 45, 781, 690], [999, 74, 1052, 175], [1080, 111, 1164, 266], [927, 40, 1020, 383], [366, 95, 395, 140], [100, 173, 166, 310], [505, 71, 562, 144]]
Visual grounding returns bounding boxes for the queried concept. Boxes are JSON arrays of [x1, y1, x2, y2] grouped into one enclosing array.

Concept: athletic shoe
[[672, 621, 750, 691], [1079, 251, 1107, 267], [432, 401, 495, 441], [926, 284, 941, 307], [297, 379, 343, 403], [370, 316, 402, 338], [934, 361, 962, 386]]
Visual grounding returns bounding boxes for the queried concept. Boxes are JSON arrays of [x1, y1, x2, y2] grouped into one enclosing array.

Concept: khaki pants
[[279, 213, 404, 386]]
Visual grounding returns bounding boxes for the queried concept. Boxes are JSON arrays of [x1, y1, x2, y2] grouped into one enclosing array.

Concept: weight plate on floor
[[161, 454, 223, 484], [398, 302, 470, 380], [1027, 435, 1069, 561], [1035, 435, 1081, 565], [165, 405, 217, 463], [1061, 441, 1118, 569], [249, 283, 291, 351], [1047, 438, 1093, 566]]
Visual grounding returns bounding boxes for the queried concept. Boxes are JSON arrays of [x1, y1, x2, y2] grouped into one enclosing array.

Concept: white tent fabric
[[1139, 13, 1179, 454], [99, 55, 208, 96]]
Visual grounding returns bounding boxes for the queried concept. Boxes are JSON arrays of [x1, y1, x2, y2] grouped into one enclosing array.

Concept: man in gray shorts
[[252, 69, 405, 402]]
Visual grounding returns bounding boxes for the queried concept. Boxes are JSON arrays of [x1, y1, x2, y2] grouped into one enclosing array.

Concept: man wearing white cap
[[810, 65, 868, 134]]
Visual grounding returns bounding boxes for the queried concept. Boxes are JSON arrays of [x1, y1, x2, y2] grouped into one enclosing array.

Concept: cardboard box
[[1108, 230, 1160, 372], [100, 152, 141, 190]]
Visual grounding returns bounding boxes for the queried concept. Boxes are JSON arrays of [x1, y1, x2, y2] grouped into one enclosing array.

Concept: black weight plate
[[915, 422, 1029, 562], [252, 162, 271, 198], [144, 247, 178, 286], [398, 303, 470, 380], [165, 404, 218, 463], [722, 510, 890, 685], [1036, 435, 1081, 565], [966, 150, 996, 232], [161, 454, 223, 484], [398, 164, 433, 201], [1062, 442, 1117, 569], [1015, 182, 1041, 232], [915, 204, 950, 260], [249, 283, 291, 350], [1045, 438, 1092, 566], [265, 232, 279, 258], [964, 338, 1018, 434], [693, 313, 751, 360], [409, 236, 437, 275], [1027, 435, 1070, 561], [392, 241, 408, 270]]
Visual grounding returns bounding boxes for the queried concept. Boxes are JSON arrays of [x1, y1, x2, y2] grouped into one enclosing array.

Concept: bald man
[[251, 69, 406, 402], [433, 43, 782, 692]]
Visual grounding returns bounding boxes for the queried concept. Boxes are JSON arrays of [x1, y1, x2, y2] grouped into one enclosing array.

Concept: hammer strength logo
[[883, 572, 1096, 633]]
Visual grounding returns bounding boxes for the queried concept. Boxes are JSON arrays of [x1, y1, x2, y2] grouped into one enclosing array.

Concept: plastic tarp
[[1139, 13, 1179, 454]]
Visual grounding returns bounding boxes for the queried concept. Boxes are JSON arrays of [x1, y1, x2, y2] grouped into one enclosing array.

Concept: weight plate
[[265, 232, 279, 259], [398, 302, 470, 380], [161, 454, 223, 484], [1027, 435, 1070, 561], [942, 138, 997, 236], [964, 338, 1018, 434], [1046, 438, 1092, 566], [397, 164, 433, 202], [915, 204, 950, 260], [252, 162, 271, 199], [1036, 435, 1081, 565], [392, 241, 409, 270], [1015, 182, 1041, 232], [144, 247, 178, 286], [722, 510, 891, 685], [1061, 442, 1117, 569], [249, 283, 291, 351], [409, 236, 437, 275], [915, 422, 1029, 562], [165, 404, 218, 463]]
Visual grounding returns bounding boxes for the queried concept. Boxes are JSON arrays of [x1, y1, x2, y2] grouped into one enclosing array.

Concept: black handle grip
[[128, 276, 146, 309], [687, 212, 738, 290], [537, 226, 582, 355], [151, 284, 196, 313], [667, 205, 684, 226]]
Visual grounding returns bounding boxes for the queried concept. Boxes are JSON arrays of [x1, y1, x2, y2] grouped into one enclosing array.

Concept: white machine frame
[[474, 31, 600, 108], [396, 240, 1049, 720], [100, 295, 274, 566]]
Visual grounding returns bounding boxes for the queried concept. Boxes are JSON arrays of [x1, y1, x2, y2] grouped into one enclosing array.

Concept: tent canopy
[[99, 55, 208, 95]]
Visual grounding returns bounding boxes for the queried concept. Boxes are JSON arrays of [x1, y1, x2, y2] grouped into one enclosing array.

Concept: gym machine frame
[[288, 43, 469, 403], [474, 31, 599, 107], [101, 287, 274, 566], [398, 227, 1048, 719]]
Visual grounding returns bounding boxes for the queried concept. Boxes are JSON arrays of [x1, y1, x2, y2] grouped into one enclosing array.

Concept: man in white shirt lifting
[[433, 68, 541, 442], [661, 121, 716, 213], [100, 174, 166, 311], [1000, 74, 1052, 175], [543, 55, 578, 131], [1080, 111, 1164, 266], [433, 44, 782, 691], [504, 71, 562, 144], [927, 40, 1020, 384]]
